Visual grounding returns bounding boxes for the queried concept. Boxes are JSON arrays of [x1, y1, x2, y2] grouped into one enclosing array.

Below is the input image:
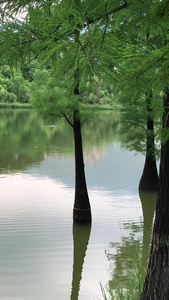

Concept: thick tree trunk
[[141, 91, 169, 299], [139, 93, 159, 191], [73, 111, 91, 223], [70, 223, 91, 299], [139, 156, 159, 191], [72, 63, 91, 223], [141, 234, 169, 300]]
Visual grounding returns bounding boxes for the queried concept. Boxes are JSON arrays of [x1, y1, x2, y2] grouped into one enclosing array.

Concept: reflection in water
[[108, 223, 143, 290], [139, 190, 157, 268], [108, 191, 156, 293], [0, 109, 153, 299], [71, 223, 91, 300], [0, 109, 119, 173]]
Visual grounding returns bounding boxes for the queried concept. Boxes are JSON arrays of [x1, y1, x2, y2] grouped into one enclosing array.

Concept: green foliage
[[30, 66, 116, 126], [88, 93, 97, 104], [0, 0, 168, 155], [82, 80, 116, 105], [9, 73, 31, 103], [0, 0, 127, 121], [0, 64, 31, 103], [0, 88, 16, 103], [118, 1, 169, 98], [30, 68, 70, 119], [118, 98, 161, 158], [0, 1, 167, 147]]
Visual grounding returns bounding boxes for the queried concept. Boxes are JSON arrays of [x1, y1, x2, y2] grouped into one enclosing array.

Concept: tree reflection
[[139, 190, 157, 268], [0, 109, 120, 173], [107, 191, 156, 292], [70, 223, 91, 300], [107, 224, 143, 291], [0, 109, 57, 172]]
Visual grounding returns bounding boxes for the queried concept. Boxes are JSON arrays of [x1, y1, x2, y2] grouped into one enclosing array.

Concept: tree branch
[[73, 29, 87, 57], [87, 1, 128, 25], [86, 17, 94, 66], [61, 111, 73, 127], [100, 18, 109, 49]]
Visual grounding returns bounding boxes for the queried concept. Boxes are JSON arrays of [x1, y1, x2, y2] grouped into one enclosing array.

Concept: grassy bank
[[82, 104, 117, 111], [0, 102, 32, 109], [0, 102, 117, 110]]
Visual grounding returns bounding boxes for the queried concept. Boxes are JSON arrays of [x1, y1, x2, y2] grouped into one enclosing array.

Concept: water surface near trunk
[[0, 109, 156, 300]]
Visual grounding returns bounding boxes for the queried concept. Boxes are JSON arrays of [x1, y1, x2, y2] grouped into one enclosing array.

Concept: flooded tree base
[[139, 177, 159, 191], [139, 157, 159, 191], [73, 207, 92, 223]]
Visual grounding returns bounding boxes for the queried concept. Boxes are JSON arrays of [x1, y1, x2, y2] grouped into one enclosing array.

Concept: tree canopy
[[0, 0, 127, 123]]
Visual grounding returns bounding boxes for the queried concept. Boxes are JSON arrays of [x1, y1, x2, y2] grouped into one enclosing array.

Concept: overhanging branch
[[87, 1, 128, 25]]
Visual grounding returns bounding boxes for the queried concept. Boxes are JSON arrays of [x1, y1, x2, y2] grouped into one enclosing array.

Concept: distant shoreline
[[0, 102, 117, 110], [0, 102, 32, 109]]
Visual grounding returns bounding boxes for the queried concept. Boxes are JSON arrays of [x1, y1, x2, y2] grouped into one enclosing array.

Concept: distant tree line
[[0, 64, 30, 103], [0, 62, 116, 106]]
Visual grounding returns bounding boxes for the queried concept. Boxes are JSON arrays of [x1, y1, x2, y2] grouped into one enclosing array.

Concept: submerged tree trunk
[[72, 61, 91, 223], [73, 112, 91, 223], [139, 93, 159, 191], [141, 91, 169, 299], [139, 156, 159, 191]]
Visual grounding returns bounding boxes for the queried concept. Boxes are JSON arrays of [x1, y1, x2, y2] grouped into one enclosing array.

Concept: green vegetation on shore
[[0, 102, 32, 108], [0, 63, 117, 108], [0, 101, 115, 111]]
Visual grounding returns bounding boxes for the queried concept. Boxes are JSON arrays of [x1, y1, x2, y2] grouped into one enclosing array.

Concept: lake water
[[0, 109, 157, 300]]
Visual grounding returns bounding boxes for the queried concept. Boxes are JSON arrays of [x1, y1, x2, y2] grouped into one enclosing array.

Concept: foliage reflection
[[0, 109, 119, 173], [107, 191, 156, 293]]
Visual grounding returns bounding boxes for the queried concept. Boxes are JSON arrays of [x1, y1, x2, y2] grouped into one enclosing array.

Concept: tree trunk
[[139, 156, 159, 191], [141, 91, 169, 299], [139, 93, 159, 191], [73, 111, 91, 223], [72, 61, 91, 223]]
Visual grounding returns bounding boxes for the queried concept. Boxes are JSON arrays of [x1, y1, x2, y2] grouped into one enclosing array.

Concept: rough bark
[[139, 93, 159, 191], [70, 223, 91, 299], [73, 111, 91, 223], [141, 234, 169, 300], [141, 91, 169, 299]]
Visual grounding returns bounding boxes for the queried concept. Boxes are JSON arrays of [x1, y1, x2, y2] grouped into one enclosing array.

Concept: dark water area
[[0, 109, 157, 299]]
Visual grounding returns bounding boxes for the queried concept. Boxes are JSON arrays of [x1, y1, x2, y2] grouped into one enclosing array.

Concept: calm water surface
[[0, 109, 157, 300]]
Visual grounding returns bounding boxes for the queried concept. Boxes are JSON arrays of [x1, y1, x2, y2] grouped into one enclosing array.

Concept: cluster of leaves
[[0, 0, 127, 93], [0, 60, 115, 106], [115, 92, 162, 158], [107, 0, 169, 158], [0, 64, 31, 103]]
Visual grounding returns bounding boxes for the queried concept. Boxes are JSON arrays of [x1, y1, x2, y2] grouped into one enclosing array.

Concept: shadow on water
[[139, 190, 157, 268], [70, 223, 91, 300]]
